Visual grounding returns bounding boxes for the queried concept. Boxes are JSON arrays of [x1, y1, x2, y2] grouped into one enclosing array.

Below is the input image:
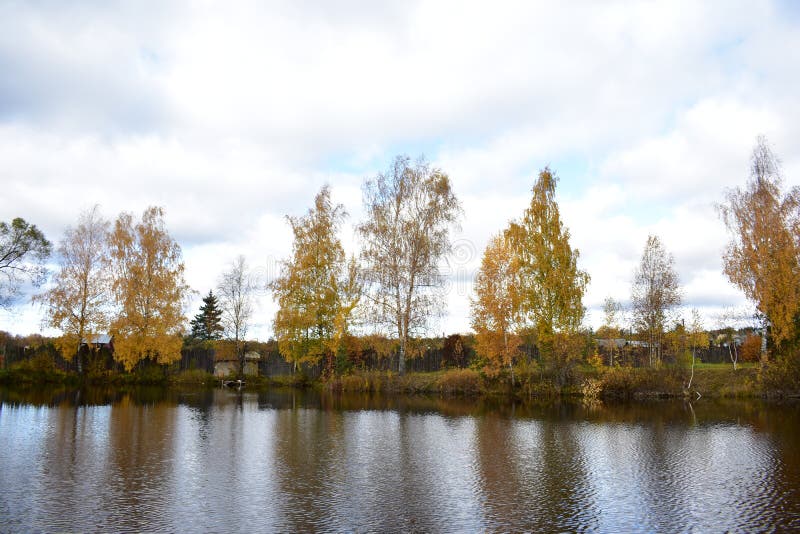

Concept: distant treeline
[[3, 137, 800, 390], [1, 328, 761, 380]]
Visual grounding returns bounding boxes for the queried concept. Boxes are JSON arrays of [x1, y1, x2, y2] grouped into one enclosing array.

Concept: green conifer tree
[[190, 290, 224, 340]]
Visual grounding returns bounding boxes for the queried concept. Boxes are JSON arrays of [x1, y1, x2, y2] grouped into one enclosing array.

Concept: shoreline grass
[[0, 362, 793, 399]]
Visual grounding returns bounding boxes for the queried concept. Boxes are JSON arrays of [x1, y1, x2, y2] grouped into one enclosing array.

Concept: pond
[[1, 386, 800, 532]]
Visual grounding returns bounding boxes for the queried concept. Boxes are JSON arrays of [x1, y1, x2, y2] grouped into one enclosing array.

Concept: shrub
[[598, 366, 684, 399], [581, 377, 602, 399], [741, 335, 762, 362], [132, 364, 169, 385], [338, 373, 370, 392], [172, 369, 214, 385], [513, 359, 561, 397], [7, 354, 65, 384], [326, 370, 389, 393], [543, 333, 584, 386], [760, 355, 800, 396], [587, 351, 604, 370], [437, 368, 482, 395], [598, 366, 637, 398]]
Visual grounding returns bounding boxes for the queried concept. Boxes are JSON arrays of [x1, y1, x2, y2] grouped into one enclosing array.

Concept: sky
[[1, 0, 799, 340]]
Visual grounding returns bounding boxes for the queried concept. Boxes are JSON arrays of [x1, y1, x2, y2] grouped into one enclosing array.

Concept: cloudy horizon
[[2, 0, 799, 340]]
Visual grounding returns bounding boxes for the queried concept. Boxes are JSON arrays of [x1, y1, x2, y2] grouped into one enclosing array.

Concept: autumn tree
[[0, 217, 51, 307], [217, 255, 255, 377], [109, 207, 191, 371], [330, 255, 363, 364], [358, 155, 461, 374], [740, 334, 762, 363], [631, 234, 681, 366], [189, 290, 224, 341], [718, 136, 800, 363], [597, 296, 622, 365], [36, 206, 110, 374], [470, 233, 522, 383], [685, 308, 706, 390], [441, 333, 468, 368], [507, 167, 589, 384], [715, 308, 752, 370], [271, 185, 358, 373]]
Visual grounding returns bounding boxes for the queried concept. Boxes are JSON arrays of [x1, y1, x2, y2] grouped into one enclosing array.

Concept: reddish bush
[[740, 334, 762, 362]]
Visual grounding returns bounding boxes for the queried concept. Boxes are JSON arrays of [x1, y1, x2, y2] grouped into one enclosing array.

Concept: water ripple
[[2, 394, 800, 532]]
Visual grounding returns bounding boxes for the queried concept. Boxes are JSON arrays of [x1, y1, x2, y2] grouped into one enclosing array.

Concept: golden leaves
[[471, 233, 521, 375], [719, 137, 800, 354], [510, 168, 589, 342], [471, 168, 588, 375], [109, 207, 190, 371], [271, 186, 354, 367], [35, 206, 110, 364]]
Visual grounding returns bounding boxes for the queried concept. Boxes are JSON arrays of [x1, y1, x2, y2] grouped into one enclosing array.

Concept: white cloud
[[1, 1, 799, 337]]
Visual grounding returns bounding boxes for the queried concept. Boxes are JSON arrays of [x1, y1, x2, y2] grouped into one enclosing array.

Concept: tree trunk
[[237, 340, 245, 379], [504, 330, 514, 388], [75, 345, 83, 375], [760, 323, 768, 368], [686, 347, 695, 390], [398, 336, 406, 375]]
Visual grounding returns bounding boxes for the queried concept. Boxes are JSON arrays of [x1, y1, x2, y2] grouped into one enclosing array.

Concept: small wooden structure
[[213, 350, 261, 378], [80, 334, 114, 352]]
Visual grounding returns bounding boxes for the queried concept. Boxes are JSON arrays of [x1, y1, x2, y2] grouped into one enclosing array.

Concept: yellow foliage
[[108, 207, 191, 371], [35, 206, 110, 364], [741, 334, 762, 362], [549, 332, 586, 384], [507, 168, 589, 351], [719, 137, 800, 356], [359, 334, 397, 360], [271, 186, 356, 369], [587, 351, 604, 369], [471, 233, 522, 376]]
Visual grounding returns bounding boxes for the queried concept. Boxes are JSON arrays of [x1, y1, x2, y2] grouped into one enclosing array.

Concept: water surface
[[1, 387, 799, 532]]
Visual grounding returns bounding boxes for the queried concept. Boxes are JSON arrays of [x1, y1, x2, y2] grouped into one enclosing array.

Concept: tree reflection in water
[[1, 386, 800, 531]]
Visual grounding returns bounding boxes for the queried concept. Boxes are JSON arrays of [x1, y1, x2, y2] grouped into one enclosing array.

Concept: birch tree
[[0, 217, 51, 307], [471, 232, 522, 384], [36, 206, 110, 373], [686, 308, 705, 390], [716, 307, 747, 371], [507, 167, 589, 383], [109, 207, 191, 370], [272, 186, 357, 372], [330, 256, 363, 358], [218, 255, 254, 377], [598, 296, 622, 366], [358, 155, 461, 375], [631, 234, 680, 366], [718, 136, 800, 363]]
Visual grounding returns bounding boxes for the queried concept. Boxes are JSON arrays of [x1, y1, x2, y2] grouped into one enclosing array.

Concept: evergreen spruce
[[190, 290, 224, 340]]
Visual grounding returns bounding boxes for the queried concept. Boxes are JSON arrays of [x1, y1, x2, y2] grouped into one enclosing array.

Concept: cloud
[[1, 1, 799, 337], [0, 2, 178, 134]]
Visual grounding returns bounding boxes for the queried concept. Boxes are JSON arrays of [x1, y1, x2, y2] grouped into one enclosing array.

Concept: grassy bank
[[0, 359, 787, 400], [324, 363, 768, 400], [585, 363, 760, 399], [0, 361, 319, 390], [0, 358, 217, 388], [326, 369, 483, 395]]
